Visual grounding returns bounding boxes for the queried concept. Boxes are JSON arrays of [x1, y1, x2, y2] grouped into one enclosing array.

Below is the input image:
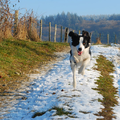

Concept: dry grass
[[96, 37, 102, 44], [16, 17, 28, 40], [28, 25, 39, 42], [0, 0, 40, 41], [14, 13, 40, 41], [0, 27, 12, 39], [0, 0, 13, 39]]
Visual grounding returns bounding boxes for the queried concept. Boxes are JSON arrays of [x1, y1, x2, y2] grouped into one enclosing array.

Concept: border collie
[[69, 30, 92, 88]]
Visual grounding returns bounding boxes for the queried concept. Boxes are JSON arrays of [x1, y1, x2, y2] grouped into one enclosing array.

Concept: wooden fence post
[[39, 19, 42, 41], [54, 24, 57, 42], [29, 17, 32, 32], [14, 10, 19, 36], [49, 22, 51, 42], [107, 34, 109, 44], [64, 27, 69, 43], [60, 26, 63, 42]]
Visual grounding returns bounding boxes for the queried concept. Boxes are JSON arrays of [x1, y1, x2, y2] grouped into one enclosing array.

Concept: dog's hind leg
[[71, 62, 76, 88], [73, 66, 76, 88]]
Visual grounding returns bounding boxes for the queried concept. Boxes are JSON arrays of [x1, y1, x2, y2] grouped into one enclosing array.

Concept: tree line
[[41, 12, 120, 44]]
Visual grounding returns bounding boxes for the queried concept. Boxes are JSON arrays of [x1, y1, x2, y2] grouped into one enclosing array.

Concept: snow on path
[[1, 45, 120, 120]]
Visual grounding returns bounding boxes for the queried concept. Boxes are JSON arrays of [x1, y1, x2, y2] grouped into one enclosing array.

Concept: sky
[[10, 0, 120, 18]]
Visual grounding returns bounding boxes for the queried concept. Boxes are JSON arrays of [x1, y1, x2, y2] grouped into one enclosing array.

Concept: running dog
[[69, 30, 92, 88]]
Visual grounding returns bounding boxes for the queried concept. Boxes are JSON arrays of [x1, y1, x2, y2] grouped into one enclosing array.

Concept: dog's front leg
[[73, 56, 79, 63], [78, 65, 85, 75], [71, 62, 76, 88], [78, 58, 90, 75]]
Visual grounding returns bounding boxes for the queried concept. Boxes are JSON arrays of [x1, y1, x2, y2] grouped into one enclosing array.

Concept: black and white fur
[[69, 30, 92, 88]]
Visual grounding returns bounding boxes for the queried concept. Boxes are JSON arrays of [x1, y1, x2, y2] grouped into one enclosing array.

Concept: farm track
[[0, 45, 120, 120]]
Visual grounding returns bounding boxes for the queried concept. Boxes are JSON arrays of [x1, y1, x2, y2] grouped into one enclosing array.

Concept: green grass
[[93, 55, 118, 119], [32, 107, 74, 118], [32, 111, 46, 118], [53, 107, 71, 116], [0, 38, 69, 93]]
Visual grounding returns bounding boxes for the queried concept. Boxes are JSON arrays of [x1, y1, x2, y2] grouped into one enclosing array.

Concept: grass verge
[[93, 55, 118, 119], [0, 38, 69, 94]]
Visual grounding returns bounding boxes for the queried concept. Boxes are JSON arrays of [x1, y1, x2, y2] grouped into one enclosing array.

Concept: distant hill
[[41, 12, 120, 44]]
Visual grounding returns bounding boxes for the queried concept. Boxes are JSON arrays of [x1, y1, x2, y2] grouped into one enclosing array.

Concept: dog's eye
[[83, 43, 85, 45]]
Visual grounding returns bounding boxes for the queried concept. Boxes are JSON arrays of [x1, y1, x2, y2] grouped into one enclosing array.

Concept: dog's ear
[[82, 30, 85, 35], [82, 30, 89, 37], [69, 31, 80, 38], [82, 30, 85, 36], [69, 31, 74, 37]]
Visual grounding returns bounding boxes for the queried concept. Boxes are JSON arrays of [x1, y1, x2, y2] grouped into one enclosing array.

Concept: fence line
[[12, 10, 119, 44], [11, 10, 75, 42], [40, 21, 73, 43]]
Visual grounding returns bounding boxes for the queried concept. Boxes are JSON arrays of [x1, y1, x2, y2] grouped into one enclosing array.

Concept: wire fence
[[1, 9, 120, 44], [41, 22, 74, 43]]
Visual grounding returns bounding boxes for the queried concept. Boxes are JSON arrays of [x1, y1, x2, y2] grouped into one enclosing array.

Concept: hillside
[[0, 38, 69, 93], [41, 12, 120, 44]]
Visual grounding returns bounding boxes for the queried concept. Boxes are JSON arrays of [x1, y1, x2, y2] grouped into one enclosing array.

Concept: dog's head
[[69, 30, 91, 56], [82, 30, 92, 48]]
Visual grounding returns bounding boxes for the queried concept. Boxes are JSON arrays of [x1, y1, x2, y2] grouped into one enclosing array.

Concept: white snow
[[0, 45, 120, 120]]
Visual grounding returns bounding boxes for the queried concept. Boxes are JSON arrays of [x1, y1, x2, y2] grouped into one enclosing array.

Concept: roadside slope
[[0, 38, 69, 93]]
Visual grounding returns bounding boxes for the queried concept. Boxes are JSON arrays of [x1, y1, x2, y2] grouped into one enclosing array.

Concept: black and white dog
[[69, 30, 92, 88]]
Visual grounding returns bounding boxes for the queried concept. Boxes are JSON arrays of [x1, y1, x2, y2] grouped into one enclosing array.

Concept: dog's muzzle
[[78, 48, 83, 56], [78, 51, 83, 56]]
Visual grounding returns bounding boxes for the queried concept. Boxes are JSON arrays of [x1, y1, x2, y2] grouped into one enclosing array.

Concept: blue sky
[[10, 0, 120, 17]]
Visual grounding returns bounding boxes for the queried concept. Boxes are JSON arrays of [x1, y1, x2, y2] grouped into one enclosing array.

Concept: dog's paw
[[78, 69, 81, 74], [78, 69, 85, 75], [78, 68, 82, 74], [81, 71, 85, 75]]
